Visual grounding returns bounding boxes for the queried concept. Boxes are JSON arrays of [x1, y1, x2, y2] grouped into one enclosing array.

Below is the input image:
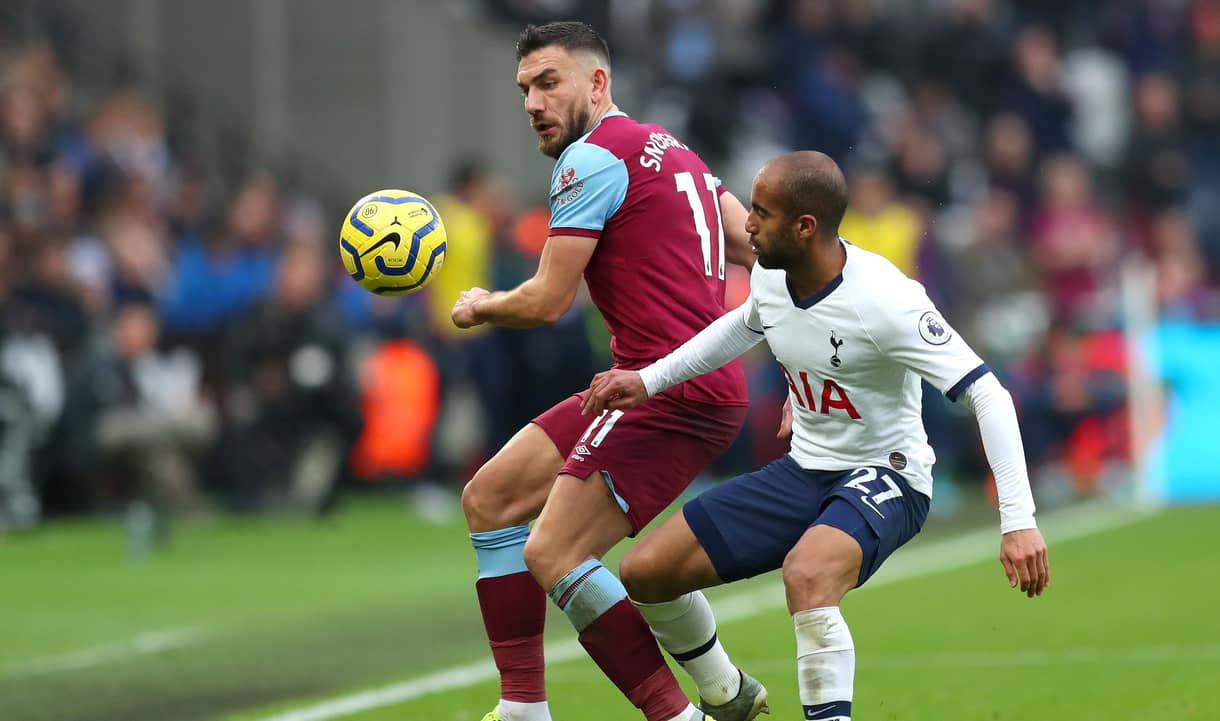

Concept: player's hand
[[582, 370, 648, 415], [1000, 528, 1050, 598], [777, 396, 793, 440], [452, 287, 490, 328]]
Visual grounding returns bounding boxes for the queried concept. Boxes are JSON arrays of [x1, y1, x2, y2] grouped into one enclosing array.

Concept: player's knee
[[782, 549, 854, 608], [522, 530, 567, 588], [521, 531, 544, 576], [461, 464, 514, 531], [619, 545, 667, 603], [459, 478, 488, 529]]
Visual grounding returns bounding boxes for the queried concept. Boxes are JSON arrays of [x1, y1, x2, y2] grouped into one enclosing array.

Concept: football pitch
[[2, 498, 1217, 721]]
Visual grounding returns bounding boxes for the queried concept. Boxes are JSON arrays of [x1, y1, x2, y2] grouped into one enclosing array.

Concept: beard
[[755, 230, 803, 271], [540, 107, 592, 159]]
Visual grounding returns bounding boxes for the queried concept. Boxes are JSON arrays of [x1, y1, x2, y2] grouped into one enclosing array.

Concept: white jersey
[[738, 242, 986, 498], [640, 239, 1036, 531]]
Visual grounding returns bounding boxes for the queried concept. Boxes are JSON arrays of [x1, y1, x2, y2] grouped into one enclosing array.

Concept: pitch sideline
[[247, 501, 1151, 721]]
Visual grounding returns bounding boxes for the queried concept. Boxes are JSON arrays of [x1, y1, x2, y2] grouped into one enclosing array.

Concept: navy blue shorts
[[684, 454, 930, 586]]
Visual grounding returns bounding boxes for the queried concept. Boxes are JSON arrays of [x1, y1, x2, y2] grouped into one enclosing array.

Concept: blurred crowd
[[3, 0, 1219, 532]]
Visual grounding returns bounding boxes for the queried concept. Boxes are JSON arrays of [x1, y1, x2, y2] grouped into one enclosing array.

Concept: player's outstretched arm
[[719, 190, 755, 270], [958, 373, 1050, 598], [582, 303, 764, 416], [452, 234, 595, 329]]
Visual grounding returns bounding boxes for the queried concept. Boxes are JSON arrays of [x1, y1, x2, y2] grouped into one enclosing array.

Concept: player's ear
[[796, 213, 818, 239], [590, 65, 610, 102]]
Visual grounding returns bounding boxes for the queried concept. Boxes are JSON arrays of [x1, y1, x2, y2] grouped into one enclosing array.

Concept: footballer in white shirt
[[582, 151, 1050, 721]]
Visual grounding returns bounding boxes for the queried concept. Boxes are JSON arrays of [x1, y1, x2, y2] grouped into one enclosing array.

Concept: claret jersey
[[547, 111, 747, 406], [741, 241, 989, 497]]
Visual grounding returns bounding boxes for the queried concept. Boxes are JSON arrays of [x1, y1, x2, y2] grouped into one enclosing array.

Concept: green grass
[[2, 500, 1218, 721]]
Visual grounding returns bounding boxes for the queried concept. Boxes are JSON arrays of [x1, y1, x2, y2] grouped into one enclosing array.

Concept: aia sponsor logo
[[780, 365, 860, 419]]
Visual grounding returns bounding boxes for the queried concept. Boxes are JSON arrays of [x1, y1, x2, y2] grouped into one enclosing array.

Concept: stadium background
[[1, 2, 1218, 721]]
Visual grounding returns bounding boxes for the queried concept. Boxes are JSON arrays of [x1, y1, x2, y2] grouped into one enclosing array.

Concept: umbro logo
[[571, 445, 591, 460]]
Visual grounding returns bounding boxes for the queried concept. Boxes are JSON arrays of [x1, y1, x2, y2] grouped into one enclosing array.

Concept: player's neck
[[586, 102, 618, 131], [789, 237, 846, 299]]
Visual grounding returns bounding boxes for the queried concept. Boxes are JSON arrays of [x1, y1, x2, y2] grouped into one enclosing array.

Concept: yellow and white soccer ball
[[339, 189, 447, 295]]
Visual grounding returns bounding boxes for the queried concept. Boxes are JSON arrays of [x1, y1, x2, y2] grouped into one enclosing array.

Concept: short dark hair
[[771, 151, 849, 237], [515, 21, 610, 66]]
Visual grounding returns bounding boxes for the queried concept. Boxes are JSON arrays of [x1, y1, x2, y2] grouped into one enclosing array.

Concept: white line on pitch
[[246, 501, 1150, 721], [5, 626, 208, 678]]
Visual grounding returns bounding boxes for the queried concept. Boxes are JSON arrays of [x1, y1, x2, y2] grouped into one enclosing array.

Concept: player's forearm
[[959, 374, 1037, 533], [474, 280, 570, 328], [639, 308, 762, 396]]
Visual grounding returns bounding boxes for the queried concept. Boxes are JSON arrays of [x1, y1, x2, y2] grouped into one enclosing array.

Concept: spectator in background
[[51, 292, 214, 516], [774, 1, 870, 160], [1030, 153, 1121, 327], [0, 81, 53, 165], [918, 0, 1012, 114], [984, 112, 1038, 214], [159, 171, 280, 385], [3, 232, 89, 370], [0, 227, 48, 530], [838, 165, 923, 277], [1122, 72, 1192, 218], [1182, 0, 1220, 272], [211, 242, 360, 512], [428, 161, 501, 340], [944, 189, 1049, 364], [889, 119, 952, 210], [424, 161, 509, 490], [1147, 207, 1217, 319], [1006, 25, 1074, 153]]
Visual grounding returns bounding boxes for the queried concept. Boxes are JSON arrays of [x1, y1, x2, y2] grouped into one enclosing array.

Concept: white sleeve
[[638, 300, 764, 397], [957, 373, 1038, 534]]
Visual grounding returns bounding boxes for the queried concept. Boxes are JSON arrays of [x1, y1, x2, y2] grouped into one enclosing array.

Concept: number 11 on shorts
[[579, 409, 625, 448]]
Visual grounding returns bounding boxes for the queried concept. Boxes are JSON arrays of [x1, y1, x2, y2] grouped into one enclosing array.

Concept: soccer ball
[[338, 189, 447, 295]]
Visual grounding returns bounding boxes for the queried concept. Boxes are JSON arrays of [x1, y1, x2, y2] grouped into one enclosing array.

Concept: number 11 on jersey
[[674, 171, 726, 280]]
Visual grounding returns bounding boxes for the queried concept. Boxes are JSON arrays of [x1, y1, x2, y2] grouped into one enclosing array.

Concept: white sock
[[498, 699, 552, 721], [634, 591, 741, 705], [664, 703, 706, 721], [794, 606, 854, 720]]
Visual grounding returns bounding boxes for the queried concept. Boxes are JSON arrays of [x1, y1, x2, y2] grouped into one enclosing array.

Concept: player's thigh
[[820, 466, 930, 586], [561, 393, 746, 535], [525, 470, 634, 589], [462, 421, 565, 532], [683, 454, 826, 584], [619, 509, 724, 604]]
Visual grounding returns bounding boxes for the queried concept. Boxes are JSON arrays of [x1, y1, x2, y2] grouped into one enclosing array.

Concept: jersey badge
[[918, 311, 952, 345], [829, 331, 844, 368]]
